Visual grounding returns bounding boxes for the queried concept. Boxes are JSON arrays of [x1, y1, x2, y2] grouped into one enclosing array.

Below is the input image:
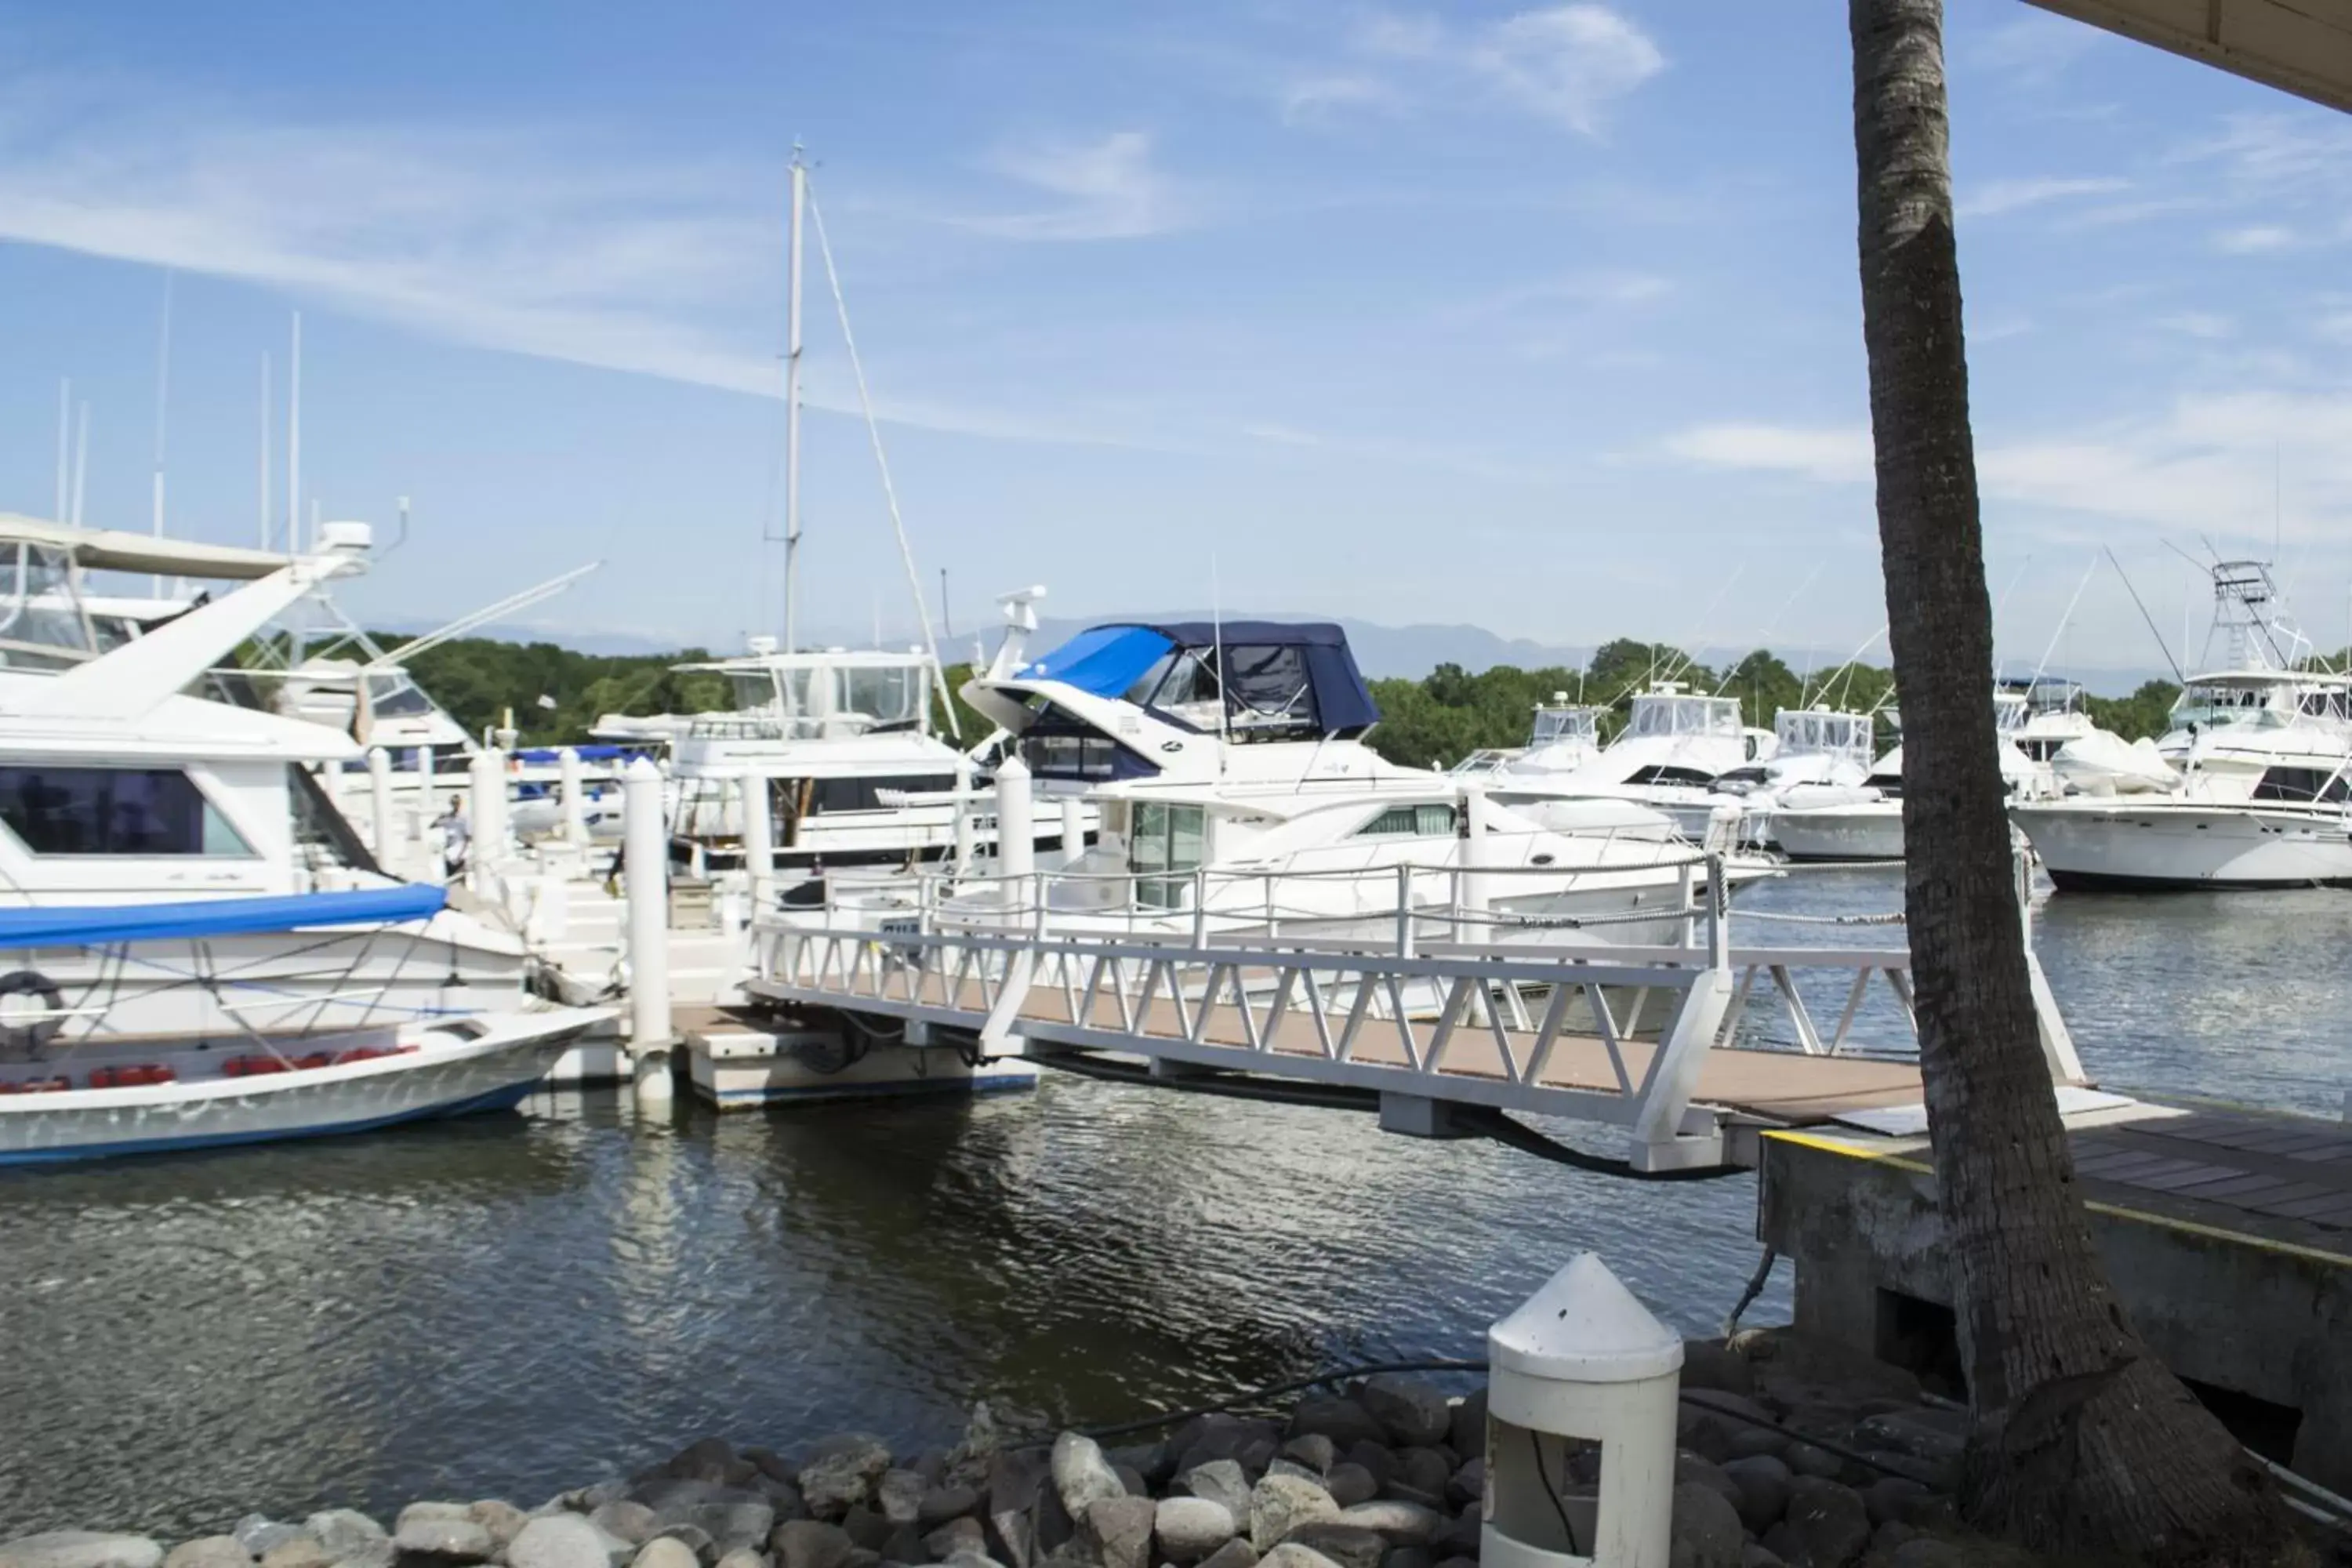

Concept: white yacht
[[1484, 683, 1775, 840], [0, 519, 536, 1033], [1703, 708, 1878, 848], [846, 614, 1766, 946], [1769, 689, 2043, 862]]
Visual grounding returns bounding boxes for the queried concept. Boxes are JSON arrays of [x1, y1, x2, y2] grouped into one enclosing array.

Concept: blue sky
[[1, 2, 2348, 677]]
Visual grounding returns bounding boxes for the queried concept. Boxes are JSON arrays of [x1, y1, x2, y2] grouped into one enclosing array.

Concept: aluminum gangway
[[742, 854, 2085, 1173]]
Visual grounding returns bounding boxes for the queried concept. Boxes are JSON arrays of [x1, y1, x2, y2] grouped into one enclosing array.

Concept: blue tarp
[[0, 885, 448, 953], [1021, 624, 1174, 699]]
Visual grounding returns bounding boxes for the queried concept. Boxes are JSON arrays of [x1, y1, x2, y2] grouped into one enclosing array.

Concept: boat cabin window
[[2298, 690, 2352, 722], [1354, 803, 1460, 837], [808, 775, 956, 814], [1624, 764, 1718, 788], [1131, 801, 1208, 909], [729, 670, 781, 713], [1131, 643, 1325, 741], [2251, 766, 2351, 804], [1715, 765, 1770, 787], [839, 666, 925, 729], [1627, 695, 1740, 739], [0, 766, 253, 857], [2172, 683, 2286, 731], [1530, 706, 1599, 746], [1018, 699, 1156, 783]]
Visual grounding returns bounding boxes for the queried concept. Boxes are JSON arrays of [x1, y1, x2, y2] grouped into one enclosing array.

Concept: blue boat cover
[[1021, 624, 1174, 697], [0, 885, 448, 953], [1020, 619, 1380, 737]]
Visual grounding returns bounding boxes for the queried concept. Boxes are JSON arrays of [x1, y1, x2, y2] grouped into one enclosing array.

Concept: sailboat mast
[[152, 268, 176, 594], [782, 144, 806, 653]]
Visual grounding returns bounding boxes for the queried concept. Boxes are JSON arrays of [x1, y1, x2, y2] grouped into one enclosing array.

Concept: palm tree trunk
[[1847, 2, 2291, 1559]]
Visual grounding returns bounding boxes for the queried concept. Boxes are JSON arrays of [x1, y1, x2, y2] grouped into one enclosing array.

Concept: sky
[[0, 2, 2348, 682]]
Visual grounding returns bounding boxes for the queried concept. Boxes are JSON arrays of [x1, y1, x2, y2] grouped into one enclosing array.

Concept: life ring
[[0, 970, 67, 1059]]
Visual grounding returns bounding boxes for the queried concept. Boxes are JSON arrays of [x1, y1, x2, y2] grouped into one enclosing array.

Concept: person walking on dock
[[437, 796, 470, 881]]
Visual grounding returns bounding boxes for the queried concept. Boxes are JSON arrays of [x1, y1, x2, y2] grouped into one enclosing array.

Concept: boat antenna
[[1213, 554, 1230, 772], [54, 378, 71, 524], [2028, 551, 2100, 687], [781, 142, 805, 655], [286, 310, 302, 557], [259, 354, 273, 550], [151, 267, 175, 594], [2103, 546, 2184, 683], [807, 175, 960, 739], [71, 400, 90, 528]]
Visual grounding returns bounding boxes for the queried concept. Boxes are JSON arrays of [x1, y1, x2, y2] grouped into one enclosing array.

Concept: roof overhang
[[2025, 0, 2352, 115], [0, 514, 295, 582]]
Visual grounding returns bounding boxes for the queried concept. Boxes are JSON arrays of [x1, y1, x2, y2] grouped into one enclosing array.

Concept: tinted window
[[810, 775, 956, 814], [1355, 804, 1460, 837], [2252, 767, 2349, 804], [0, 767, 252, 856]]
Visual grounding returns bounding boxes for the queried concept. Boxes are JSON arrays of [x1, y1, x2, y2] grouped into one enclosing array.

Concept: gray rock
[[1358, 1380, 1450, 1450], [395, 1508, 470, 1531], [1051, 1433, 1127, 1521], [1265, 1461, 1323, 1486], [1884, 1544, 1965, 1568], [1781, 1446, 1841, 1483], [925, 1519, 987, 1562], [0, 1537, 165, 1568], [162, 1542, 249, 1568], [1286, 1399, 1386, 1454], [592, 1507, 659, 1549], [693, 1504, 773, 1555], [510, 1518, 626, 1568], [1441, 1461, 1482, 1515], [670, 1442, 738, 1486], [1178, 1462, 1252, 1526], [1726, 1429, 1787, 1462], [1247, 1477, 1338, 1555], [1444, 1392, 1484, 1466], [712, 1553, 766, 1568], [873, 1473, 924, 1531], [1326, 1505, 1436, 1550], [1889, 1492, 1955, 1536], [259, 1543, 329, 1568], [1866, 1519, 1917, 1560], [231, 1526, 301, 1562], [1277, 1527, 1381, 1568], [303, 1515, 385, 1565], [466, 1504, 528, 1554], [938, 1556, 1007, 1568], [1339, 1446, 1395, 1490], [1240, 1439, 1280, 1479], [1740, 1546, 1787, 1568], [1323, 1466, 1377, 1512], [1681, 1341, 1756, 1399], [1421, 1515, 1479, 1563], [799, 1439, 894, 1522], [1850, 1414, 1962, 1472], [768, 1523, 852, 1568], [1105, 1445, 1174, 1492], [1151, 1499, 1236, 1566], [914, 1487, 978, 1531], [630, 1544, 699, 1568], [1377, 1552, 1429, 1568], [1195, 1544, 1256, 1568], [1860, 1479, 1927, 1530], [651, 1527, 715, 1566], [1719, 1456, 1791, 1535], [1080, 1498, 1154, 1568], [1388, 1452, 1449, 1506], [1675, 1454, 1743, 1510], [833, 1512, 887, 1557], [1766, 1478, 1868, 1568], [1255, 1549, 1343, 1568], [391, 1519, 494, 1563], [1277, 1436, 1337, 1476], [1668, 1484, 1744, 1568]]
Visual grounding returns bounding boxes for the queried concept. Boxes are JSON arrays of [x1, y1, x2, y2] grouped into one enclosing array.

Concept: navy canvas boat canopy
[[1019, 620, 1379, 739], [0, 885, 448, 953]]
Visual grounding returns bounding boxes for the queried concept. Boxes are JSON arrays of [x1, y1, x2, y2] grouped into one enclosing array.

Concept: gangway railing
[[745, 852, 2082, 1172]]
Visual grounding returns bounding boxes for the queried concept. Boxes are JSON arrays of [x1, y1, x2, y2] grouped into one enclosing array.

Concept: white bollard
[[1060, 797, 1086, 866], [468, 749, 504, 887], [1484, 1254, 1682, 1568], [367, 747, 395, 864], [995, 753, 1035, 899], [559, 746, 590, 848], [622, 757, 673, 1103], [1461, 782, 1492, 945], [953, 753, 975, 873], [742, 768, 775, 912]]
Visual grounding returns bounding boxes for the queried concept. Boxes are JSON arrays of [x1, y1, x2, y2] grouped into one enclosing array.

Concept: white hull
[[1769, 804, 1905, 862], [2011, 800, 2352, 891], [0, 1007, 606, 1164]]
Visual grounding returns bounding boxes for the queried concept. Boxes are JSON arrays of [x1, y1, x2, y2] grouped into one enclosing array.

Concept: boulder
[[1740, 1546, 1786, 1568], [982, 1450, 1049, 1568], [1725, 1429, 1787, 1463], [1849, 1414, 1962, 1472], [1727, 1330, 1920, 1410], [1864, 1519, 1916, 1562], [924, 1519, 987, 1562], [1884, 1544, 1965, 1568], [712, 1554, 764, 1568], [1339, 1447, 1396, 1490], [1265, 1461, 1323, 1486], [916, 1487, 979, 1531], [1105, 1445, 1174, 1492], [653, 1527, 717, 1566], [1277, 1436, 1337, 1476], [510, 1518, 626, 1568], [1247, 1477, 1338, 1555], [465, 1505, 528, 1554], [1151, 1500, 1236, 1566], [1171, 1420, 1281, 1479], [1385, 1450, 1448, 1508], [877, 1526, 924, 1567], [1178, 1462, 1252, 1526], [1719, 1456, 1791, 1536], [1860, 1479, 1927, 1531], [833, 1512, 887, 1557], [1889, 1493, 1955, 1536], [0, 1539, 164, 1568], [1286, 1399, 1386, 1454], [1764, 1478, 1869, 1568], [1256, 1548, 1344, 1568], [1377, 1552, 1430, 1568], [938, 1556, 1007, 1568], [1327, 1506, 1436, 1549], [798, 1439, 894, 1522], [630, 1544, 699, 1568], [304, 1515, 386, 1566], [1668, 1483, 1744, 1568], [591, 1508, 659, 1549], [1195, 1544, 1256, 1568], [259, 1543, 329, 1568], [1442, 1461, 1482, 1515], [391, 1518, 494, 1563], [768, 1523, 852, 1568], [1781, 1446, 1841, 1483], [1358, 1381, 1450, 1450], [1421, 1515, 1478, 1563], [1050, 1434, 1127, 1521], [1274, 1526, 1381, 1568], [1682, 1341, 1755, 1399], [1079, 1499, 1154, 1568], [1675, 1454, 1743, 1510], [1323, 1467, 1377, 1512], [231, 1526, 302, 1562], [162, 1543, 249, 1568], [1445, 1392, 1484, 1467]]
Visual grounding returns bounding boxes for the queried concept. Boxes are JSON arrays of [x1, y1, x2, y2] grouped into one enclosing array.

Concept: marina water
[[2, 869, 2344, 1539]]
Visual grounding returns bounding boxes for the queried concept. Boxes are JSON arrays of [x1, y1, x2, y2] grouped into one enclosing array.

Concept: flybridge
[[1001, 620, 1380, 741]]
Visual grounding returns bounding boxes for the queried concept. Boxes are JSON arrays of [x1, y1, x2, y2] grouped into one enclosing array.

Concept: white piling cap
[[1488, 1253, 1684, 1385]]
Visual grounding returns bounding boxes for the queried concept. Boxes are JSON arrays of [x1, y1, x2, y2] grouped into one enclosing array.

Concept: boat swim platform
[[738, 914, 2093, 1172], [1759, 1104, 2352, 1493]]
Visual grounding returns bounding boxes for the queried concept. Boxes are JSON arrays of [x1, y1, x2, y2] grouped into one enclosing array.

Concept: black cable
[[1723, 1247, 1779, 1336], [1453, 1105, 1744, 1183], [1528, 1427, 1582, 1557]]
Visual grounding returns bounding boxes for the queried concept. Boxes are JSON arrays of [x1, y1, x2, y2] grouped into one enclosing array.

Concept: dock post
[[742, 768, 775, 914], [1394, 862, 1417, 960], [366, 746, 395, 864], [1060, 797, 1085, 866], [468, 748, 504, 888], [1485, 1254, 1681, 1568], [623, 757, 673, 1102], [952, 754, 976, 873], [559, 746, 590, 848], [979, 756, 1036, 1054], [1461, 782, 1491, 946]]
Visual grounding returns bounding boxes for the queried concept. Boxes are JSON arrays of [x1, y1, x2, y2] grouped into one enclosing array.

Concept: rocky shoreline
[[0, 1330, 1987, 1568]]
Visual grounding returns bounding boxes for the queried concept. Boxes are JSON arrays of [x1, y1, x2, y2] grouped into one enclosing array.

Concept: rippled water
[[2, 869, 2343, 1539]]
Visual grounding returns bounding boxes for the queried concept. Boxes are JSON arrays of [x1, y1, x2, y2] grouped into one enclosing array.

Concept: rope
[[1733, 909, 1907, 927]]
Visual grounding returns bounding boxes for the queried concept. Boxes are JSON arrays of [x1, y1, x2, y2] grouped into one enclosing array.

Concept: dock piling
[[623, 756, 673, 1102], [366, 746, 395, 864], [559, 746, 590, 848], [742, 768, 775, 913]]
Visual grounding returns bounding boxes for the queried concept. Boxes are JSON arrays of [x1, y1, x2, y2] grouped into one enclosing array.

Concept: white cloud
[[1279, 74, 1404, 125], [1308, 5, 1664, 136], [1955, 176, 2128, 219], [964, 132, 1196, 242], [1661, 423, 1872, 485], [2212, 224, 2296, 254], [2155, 312, 2233, 339], [2321, 312, 2352, 343]]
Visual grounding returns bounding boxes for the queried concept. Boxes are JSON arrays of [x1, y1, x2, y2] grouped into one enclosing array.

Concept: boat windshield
[[1530, 706, 1599, 746], [1626, 693, 1740, 739], [0, 543, 96, 669], [1775, 710, 1872, 758], [2171, 681, 2292, 731]]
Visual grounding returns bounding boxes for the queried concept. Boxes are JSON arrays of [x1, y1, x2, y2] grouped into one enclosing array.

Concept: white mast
[[54, 379, 71, 524], [70, 402, 90, 528], [260, 354, 273, 550], [151, 269, 176, 593], [286, 311, 302, 557], [782, 143, 806, 653]]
